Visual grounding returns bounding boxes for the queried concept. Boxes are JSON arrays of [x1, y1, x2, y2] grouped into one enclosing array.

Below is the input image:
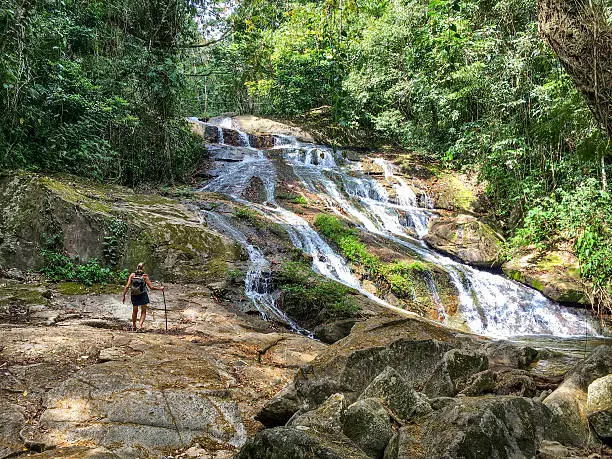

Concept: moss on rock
[[0, 171, 239, 284]]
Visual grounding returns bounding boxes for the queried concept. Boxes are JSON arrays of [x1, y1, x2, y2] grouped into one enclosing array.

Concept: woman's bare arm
[[144, 274, 164, 291], [122, 273, 134, 302]]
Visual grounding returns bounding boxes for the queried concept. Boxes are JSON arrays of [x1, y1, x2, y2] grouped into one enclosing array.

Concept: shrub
[[276, 261, 359, 324], [40, 250, 128, 286]]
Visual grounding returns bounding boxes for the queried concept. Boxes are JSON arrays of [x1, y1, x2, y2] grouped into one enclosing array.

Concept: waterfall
[[197, 122, 599, 339], [202, 210, 310, 335], [276, 139, 597, 338], [217, 127, 224, 145]]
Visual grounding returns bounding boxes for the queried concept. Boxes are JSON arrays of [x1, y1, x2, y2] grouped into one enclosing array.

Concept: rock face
[[246, 316, 611, 458], [0, 172, 239, 282], [587, 374, 612, 441], [0, 401, 26, 458], [502, 248, 588, 304], [543, 345, 612, 447], [0, 281, 327, 457], [386, 396, 555, 459], [424, 214, 504, 268], [236, 426, 369, 459], [228, 115, 316, 143]]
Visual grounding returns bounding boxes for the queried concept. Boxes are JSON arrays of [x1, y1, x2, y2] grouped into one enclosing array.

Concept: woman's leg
[[139, 304, 148, 329], [132, 306, 138, 331]]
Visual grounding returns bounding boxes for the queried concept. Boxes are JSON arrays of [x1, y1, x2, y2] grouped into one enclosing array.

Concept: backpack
[[130, 273, 146, 296]]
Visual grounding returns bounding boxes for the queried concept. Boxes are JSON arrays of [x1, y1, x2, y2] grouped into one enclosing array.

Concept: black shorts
[[131, 292, 150, 306]]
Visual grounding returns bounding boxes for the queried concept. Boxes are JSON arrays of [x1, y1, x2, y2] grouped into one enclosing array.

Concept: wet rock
[[502, 248, 588, 304], [360, 367, 431, 422], [544, 345, 612, 447], [242, 176, 268, 204], [362, 159, 385, 176], [385, 396, 554, 459], [587, 374, 612, 441], [424, 214, 504, 268], [236, 426, 369, 459], [314, 319, 358, 344], [289, 393, 346, 432], [211, 146, 246, 162], [341, 397, 393, 457], [248, 133, 275, 149], [422, 348, 488, 397], [0, 401, 26, 458]]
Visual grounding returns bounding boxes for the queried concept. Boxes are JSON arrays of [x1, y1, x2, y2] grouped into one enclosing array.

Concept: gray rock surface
[[360, 366, 431, 421], [0, 401, 26, 458], [424, 214, 504, 267], [422, 348, 488, 397], [235, 426, 369, 459], [385, 396, 555, 459], [544, 345, 612, 447], [341, 397, 393, 457], [289, 393, 346, 433], [587, 374, 612, 441]]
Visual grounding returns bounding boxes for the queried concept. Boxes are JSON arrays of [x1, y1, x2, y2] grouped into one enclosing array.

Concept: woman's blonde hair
[[136, 262, 145, 272]]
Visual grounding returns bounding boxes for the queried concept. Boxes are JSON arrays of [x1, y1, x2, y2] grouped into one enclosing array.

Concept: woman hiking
[[122, 262, 164, 331]]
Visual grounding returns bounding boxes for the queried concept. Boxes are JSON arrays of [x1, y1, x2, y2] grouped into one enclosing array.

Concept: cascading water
[[198, 121, 599, 339], [274, 137, 598, 338], [201, 210, 308, 334]]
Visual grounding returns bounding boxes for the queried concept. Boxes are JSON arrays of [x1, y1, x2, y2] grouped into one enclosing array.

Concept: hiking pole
[[162, 282, 168, 331]]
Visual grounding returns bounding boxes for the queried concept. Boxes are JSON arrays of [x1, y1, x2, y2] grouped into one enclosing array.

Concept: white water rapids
[[196, 118, 599, 339]]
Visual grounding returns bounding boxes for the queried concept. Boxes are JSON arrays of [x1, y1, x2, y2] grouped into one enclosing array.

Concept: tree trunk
[[538, 0, 612, 139]]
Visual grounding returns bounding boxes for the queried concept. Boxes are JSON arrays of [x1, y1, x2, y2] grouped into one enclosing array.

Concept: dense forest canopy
[[1, 0, 611, 308]]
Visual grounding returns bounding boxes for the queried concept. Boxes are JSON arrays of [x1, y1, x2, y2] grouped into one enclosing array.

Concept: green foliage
[[234, 206, 264, 229], [314, 213, 434, 301], [103, 219, 129, 268], [276, 261, 359, 324], [40, 251, 128, 286], [511, 179, 612, 309], [0, 0, 206, 185], [226, 268, 244, 282], [293, 195, 308, 205], [314, 213, 379, 269]]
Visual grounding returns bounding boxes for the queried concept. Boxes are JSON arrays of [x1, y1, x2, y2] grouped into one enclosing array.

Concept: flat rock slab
[[27, 334, 246, 456], [0, 283, 327, 457], [0, 401, 26, 458]]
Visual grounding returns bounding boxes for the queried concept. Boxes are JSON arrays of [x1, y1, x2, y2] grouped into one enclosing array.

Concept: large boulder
[[424, 214, 504, 268], [229, 115, 316, 143], [0, 172, 239, 282], [257, 316, 460, 427], [586, 374, 612, 441], [341, 398, 393, 457], [385, 396, 556, 459], [0, 401, 26, 458], [236, 426, 369, 459], [360, 367, 431, 422], [543, 345, 612, 447], [502, 248, 588, 304], [289, 393, 346, 433], [422, 348, 489, 397]]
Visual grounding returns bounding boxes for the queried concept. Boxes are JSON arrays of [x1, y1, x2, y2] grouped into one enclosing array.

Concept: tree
[[538, 0, 612, 140]]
